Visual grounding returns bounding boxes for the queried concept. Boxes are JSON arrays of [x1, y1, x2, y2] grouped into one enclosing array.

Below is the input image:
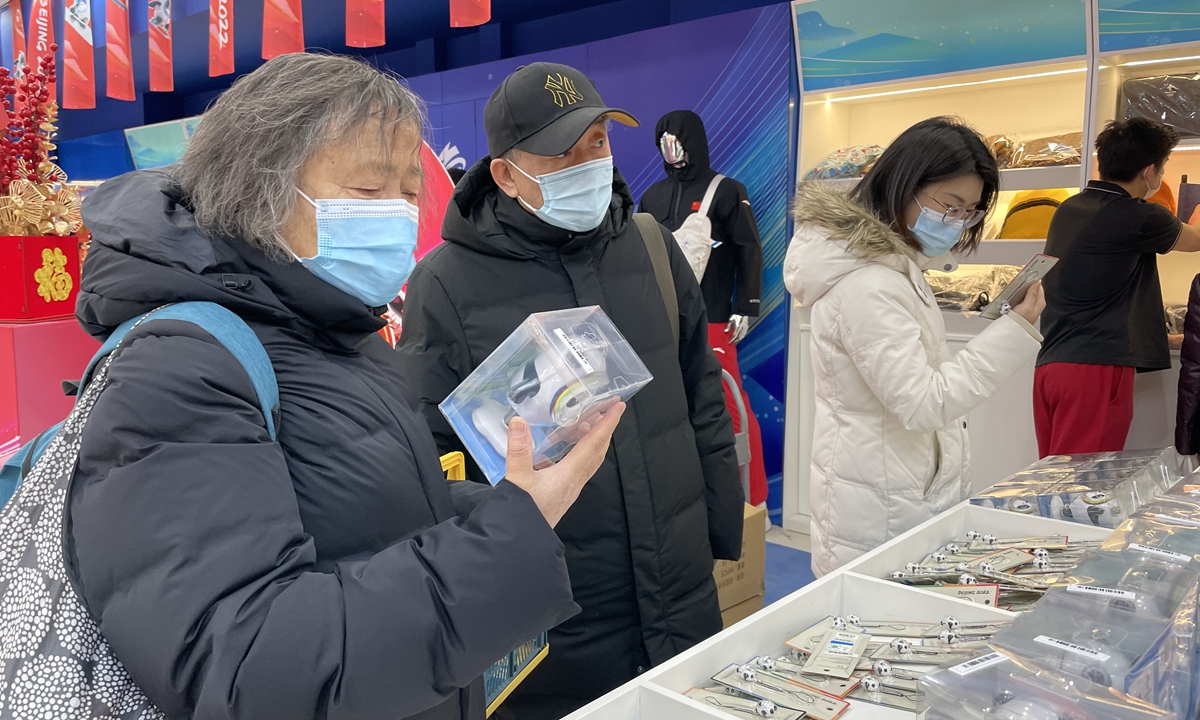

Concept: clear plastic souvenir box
[[440, 306, 652, 485]]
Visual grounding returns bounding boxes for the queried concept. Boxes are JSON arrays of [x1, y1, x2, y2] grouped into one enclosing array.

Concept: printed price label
[[1034, 635, 1111, 662], [1066, 584, 1135, 600], [948, 651, 1009, 676], [1129, 543, 1192, 564], [1154, 513, 1200, 528], [824, 631, 861, 657], [554, 328, 595, 373]]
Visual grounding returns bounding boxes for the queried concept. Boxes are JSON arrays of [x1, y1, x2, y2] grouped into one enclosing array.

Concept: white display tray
[[563, 504, 1104, 720], [841, 501, 1113, 588]]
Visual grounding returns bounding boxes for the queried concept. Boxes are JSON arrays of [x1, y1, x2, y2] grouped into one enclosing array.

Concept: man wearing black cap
[[397, 62, 744, 719]]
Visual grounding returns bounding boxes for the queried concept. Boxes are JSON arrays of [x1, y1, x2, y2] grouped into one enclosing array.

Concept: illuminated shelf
[[999, 165, 1082, 191], [814, 166, 1081, 192]]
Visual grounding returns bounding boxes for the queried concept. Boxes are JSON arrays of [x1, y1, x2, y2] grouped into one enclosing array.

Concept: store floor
[[764, 526, 815, 605]]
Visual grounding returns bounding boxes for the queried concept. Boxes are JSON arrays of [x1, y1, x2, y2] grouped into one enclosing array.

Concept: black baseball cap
[[485, 62, 639, 159]]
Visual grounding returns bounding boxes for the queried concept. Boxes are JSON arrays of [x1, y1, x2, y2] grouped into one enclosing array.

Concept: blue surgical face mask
[[510, 156, 614, 232], [293, 189, 419, 307], [909, 204, 966, 257]]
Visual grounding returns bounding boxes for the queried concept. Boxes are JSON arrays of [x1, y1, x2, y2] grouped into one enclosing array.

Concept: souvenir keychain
[[751, 656, 859, 698], [711, 665, 850, 720], [684, 688, 806, 720], [850, 674, 924, 712]]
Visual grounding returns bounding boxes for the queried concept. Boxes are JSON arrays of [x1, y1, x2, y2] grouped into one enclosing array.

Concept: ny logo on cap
[[545, 73, 583, 108]]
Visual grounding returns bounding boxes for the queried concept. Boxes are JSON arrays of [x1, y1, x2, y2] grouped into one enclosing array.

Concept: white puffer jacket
[[785, 184, 1042, 576]]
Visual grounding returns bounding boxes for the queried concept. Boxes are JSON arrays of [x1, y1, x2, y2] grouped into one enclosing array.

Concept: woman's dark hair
[[850, 116, 999, 254], [1096, 118, 1179, 183]]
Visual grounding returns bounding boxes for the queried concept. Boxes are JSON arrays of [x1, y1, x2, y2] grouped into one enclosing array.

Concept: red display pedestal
[[0, 318, 99, 458]]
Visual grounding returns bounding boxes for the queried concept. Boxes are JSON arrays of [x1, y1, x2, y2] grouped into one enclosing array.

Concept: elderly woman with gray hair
[[69, 53, 623, 720]]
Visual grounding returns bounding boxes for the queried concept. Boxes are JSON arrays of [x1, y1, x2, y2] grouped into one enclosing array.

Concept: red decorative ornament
[[0, 52, 83, 237]]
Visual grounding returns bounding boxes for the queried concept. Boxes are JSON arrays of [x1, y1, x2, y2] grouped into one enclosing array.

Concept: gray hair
[[176, 53, 426, 258]]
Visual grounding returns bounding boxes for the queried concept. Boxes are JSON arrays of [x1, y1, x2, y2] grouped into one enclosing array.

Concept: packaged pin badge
[[440, 306, 652, 484]]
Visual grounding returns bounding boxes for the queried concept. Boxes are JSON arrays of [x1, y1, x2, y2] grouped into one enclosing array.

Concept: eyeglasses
[[920, 189, 986, 228]]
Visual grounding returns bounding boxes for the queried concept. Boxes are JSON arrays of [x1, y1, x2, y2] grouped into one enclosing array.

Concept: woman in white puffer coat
[[785, 117, 1047, 576]]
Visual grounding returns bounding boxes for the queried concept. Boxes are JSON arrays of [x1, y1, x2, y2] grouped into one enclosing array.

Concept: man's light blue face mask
[[509, 156, 614, 233]]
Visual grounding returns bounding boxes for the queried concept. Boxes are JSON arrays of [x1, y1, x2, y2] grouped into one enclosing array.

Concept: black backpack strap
[[633, 212, 679, 352]]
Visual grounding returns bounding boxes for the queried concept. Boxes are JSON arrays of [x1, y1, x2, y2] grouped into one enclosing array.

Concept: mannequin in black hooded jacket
[[639, 110, 768, 506]]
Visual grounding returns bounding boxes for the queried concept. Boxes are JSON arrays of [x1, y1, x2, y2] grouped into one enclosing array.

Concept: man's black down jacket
[[68, 169, 580, 720], [397, 158, 744, 718]]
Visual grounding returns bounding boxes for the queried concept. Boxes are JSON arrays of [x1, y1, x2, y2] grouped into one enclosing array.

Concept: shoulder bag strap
[[632, 212, 679, 352], [698, 174, 724, 218]]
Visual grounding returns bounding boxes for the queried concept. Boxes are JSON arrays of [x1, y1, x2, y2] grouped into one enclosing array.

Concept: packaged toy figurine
[[440, 306, 652, 485]]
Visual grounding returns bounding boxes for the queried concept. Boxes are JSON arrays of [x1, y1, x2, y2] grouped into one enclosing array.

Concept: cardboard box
[[721, 594, 763, 628], [0, 236, 82, 322], [713, 503, 766, 611]]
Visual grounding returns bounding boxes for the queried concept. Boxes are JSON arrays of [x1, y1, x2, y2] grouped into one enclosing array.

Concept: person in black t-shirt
[[1035, 118, 1200, 457]]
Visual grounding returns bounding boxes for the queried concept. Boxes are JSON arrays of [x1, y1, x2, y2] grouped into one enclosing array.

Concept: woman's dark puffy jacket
[[1175, 274, 1200, 455], [69, 168, 579, 720]]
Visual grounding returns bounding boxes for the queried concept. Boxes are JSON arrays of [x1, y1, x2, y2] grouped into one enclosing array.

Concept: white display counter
[[563, 504, 1110, 720]]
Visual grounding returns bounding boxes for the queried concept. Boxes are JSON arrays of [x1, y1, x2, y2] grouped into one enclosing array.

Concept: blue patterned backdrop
[[408, 4, 796, 520], [1099, 0, 1200, 51]]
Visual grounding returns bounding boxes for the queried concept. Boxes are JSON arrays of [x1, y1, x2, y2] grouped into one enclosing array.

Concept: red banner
[[11, 0, 27, 112], [148, 0, 172, 91], [62, 0, 96, 109], [261, 0, 303, 60], [449, 0, 489, 28], [28, 0, 55, 102], [345, 0, 383, 48], [208, 0, 233, 76], [106, 0, 134, 100]]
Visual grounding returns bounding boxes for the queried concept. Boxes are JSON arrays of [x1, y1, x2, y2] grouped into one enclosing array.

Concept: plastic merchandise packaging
[[990, 591, 1183, 713], [1166, 304, 1187, 335], [924, 264, 1021, 313], [1103, 517, 1200, 567], [988, 132, 1084, 169], [920, 648, 1177, 720], [987, 133, 1021, 168], [972, 469, 1143, 528], [439, 306, 651, 485], [1122, 74, 1200, 138], [802, 144, 884, 181], [1049, 547, 1200, 619]]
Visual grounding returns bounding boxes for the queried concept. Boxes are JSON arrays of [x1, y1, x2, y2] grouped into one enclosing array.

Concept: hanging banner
[[106, 0, 135, 100], [449, 0, 489, 28], [63, 0, 96, 109], [345, 0, 383, 48], [28, 0, 55, 102], [11, 0, 27, 112], [148, 0, 173, 91], [261, 0, 303, 59], [208, 0, 234, 76]]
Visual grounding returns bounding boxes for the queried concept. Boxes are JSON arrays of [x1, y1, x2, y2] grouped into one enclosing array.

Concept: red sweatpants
[[1033, 362, 1135, 458], [708, 323, 767, 506]]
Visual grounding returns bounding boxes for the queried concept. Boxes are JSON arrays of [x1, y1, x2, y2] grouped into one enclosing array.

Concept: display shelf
[[1091, 40, 1200, 306], [839, 502, 1111, 585], [799, 59, 1089, 191], [813, 167, 1082, 192], [998, 165, 1084, 192]]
